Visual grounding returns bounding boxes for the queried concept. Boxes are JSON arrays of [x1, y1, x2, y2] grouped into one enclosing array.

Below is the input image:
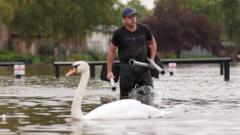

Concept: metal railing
[[53, 57, 232, 81]]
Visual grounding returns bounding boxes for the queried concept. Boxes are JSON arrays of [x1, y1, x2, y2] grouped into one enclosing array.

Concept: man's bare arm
[[107, 42, 117, 79], [149, 36, 157, 60]]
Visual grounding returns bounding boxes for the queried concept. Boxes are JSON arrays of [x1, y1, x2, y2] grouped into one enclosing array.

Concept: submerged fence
[[53, 57, 232, 81]]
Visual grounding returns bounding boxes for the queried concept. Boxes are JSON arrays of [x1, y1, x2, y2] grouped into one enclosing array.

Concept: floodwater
[[0, 64, 240, 135]]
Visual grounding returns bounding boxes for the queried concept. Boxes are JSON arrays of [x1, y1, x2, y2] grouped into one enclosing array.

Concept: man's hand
[[107, 71, 114, 80], [150, 57, 155, 62]]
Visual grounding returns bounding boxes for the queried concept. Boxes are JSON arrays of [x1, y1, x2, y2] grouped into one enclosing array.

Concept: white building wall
[[182, 46, 212, 56], [87, 30, 112, 53]]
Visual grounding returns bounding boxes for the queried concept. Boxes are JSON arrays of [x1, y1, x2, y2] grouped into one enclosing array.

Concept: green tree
[[182, 0, 223, 21], [219, 0, 240, 45], [3, 0, 120, 43], [180, 0, 240, 48], [144, 0, 221, 58], [0, 0, 14, 25]]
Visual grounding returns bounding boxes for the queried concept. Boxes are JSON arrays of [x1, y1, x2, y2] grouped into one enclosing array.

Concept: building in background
[[0, 25, 9, 49], [86, 26, 114, 53], [1, 25, 115, 59]]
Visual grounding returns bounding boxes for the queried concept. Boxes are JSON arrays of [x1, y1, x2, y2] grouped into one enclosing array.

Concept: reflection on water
[[0, 64, 240, 135]]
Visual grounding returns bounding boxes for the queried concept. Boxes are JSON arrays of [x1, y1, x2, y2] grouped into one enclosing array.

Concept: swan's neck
[[71, 70, 89, 119]]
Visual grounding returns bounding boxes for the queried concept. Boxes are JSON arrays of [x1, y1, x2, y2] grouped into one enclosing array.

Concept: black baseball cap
[[122, 7, 138, 17]]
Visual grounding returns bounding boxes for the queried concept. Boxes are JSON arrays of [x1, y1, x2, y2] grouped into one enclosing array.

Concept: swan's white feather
[[84, 99, 165, 120]]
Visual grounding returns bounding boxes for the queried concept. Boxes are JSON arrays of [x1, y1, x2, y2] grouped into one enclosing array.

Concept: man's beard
[[126, 22, 136, 28]]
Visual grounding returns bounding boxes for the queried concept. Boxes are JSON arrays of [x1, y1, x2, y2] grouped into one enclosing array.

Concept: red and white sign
[[14, 65, 25, 76], [168, 63, 177, 68]]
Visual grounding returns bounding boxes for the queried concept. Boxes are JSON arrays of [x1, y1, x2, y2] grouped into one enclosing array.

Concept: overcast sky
[[120, 0, 154, 9]]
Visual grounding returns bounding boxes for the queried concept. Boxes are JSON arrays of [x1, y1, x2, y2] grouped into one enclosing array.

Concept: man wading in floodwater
[[107, 7, 158, 100]]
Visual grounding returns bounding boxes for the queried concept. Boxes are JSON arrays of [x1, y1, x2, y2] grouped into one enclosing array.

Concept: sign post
[[14, 64, 25, 78], [168, 63, 176, 76]]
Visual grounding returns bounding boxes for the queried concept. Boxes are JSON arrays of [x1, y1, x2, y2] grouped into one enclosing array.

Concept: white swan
[[66, 61, 167, 120]]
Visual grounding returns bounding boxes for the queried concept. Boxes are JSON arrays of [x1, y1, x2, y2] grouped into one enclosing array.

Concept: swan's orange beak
[[65, 67, 77, 77]]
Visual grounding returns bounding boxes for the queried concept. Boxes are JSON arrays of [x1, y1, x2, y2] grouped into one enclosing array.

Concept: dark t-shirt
[[112, 23, 153, 63]]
